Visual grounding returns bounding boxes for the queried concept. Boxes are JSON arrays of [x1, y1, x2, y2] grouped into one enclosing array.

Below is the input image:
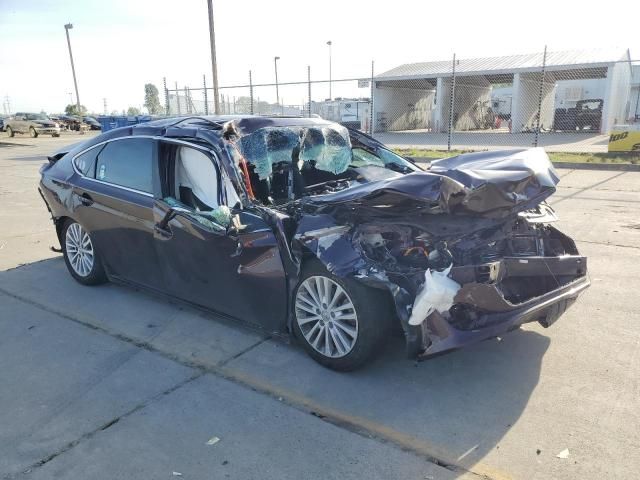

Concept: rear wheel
[[6, 126, 14, 137], [29, 127, 38, 138], [62, 219, 107, 285], [293, 262, 390, 371]]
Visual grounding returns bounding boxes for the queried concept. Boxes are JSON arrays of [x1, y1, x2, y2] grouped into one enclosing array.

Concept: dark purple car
[[38, 116, 589, 370]]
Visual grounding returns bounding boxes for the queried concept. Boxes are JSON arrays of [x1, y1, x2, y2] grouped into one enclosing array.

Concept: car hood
[[34, 120, 57, 127], [302, 148, 558, 219]]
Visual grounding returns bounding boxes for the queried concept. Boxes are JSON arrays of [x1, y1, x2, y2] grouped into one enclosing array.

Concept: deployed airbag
[[177, 147, 219, 209], [408, 266, 461, 326]]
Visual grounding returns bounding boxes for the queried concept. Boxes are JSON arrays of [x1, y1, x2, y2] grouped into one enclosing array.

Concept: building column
[[510, 73, 522, 133], [433, 77, 450, 133]]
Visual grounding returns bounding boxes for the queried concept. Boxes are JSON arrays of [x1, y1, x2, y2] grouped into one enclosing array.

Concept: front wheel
[[62, 219, 107, 285], [6, 126, 14, 137], [29, 127, 38, 138], [293, 262, 390, 371]]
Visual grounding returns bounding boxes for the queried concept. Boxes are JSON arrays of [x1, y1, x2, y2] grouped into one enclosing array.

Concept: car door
[[13, 113, 25, 133], [70, 137, 165, 291], [152, 141, 288, 333]]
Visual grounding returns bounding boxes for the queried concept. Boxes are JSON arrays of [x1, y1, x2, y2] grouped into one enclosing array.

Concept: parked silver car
[[5, 113, 61, 138]]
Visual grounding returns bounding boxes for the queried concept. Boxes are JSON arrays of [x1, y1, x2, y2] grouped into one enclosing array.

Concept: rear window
[[74, 145, 104, 177], [95, 139, 154, 193]]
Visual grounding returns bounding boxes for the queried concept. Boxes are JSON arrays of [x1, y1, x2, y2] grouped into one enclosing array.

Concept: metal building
[[373, 49, 634, 134]]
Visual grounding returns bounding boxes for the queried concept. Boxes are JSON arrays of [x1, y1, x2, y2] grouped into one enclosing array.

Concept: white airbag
[[177, 147, 218, 209], [408, 266, 461, 326]]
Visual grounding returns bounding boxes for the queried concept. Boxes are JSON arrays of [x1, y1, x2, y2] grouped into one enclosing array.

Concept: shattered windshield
[[227, 124, 417, 205]]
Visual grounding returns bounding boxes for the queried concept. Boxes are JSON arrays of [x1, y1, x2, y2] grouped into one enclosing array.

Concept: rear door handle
[[79, 193, 93, 206]]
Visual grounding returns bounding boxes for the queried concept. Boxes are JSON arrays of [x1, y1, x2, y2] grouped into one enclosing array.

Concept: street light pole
[[206, 0, 220, 115], [327, 40, 332, 101], [274, 56, 280, 113], [64, 24, 81, 113]]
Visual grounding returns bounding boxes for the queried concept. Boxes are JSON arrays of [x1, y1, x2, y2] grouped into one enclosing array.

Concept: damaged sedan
[[39, 116, 589, 370]]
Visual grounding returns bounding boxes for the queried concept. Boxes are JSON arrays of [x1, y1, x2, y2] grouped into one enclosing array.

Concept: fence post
[[369, 60, 375, 134], [163, 77, 169, 115], [184, 87, 190, 114], [534, 45, 548, 147], [249, 70, 254, 115], [175, 82, 181, 115], [307, 66, 311, 118], [447, 53, 457, 152], [203, 74, 209, 115]]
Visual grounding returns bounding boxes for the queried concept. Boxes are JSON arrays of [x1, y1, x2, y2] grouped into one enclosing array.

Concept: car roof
[[143, 115, 333, 134], [59, 115, 340, 161]]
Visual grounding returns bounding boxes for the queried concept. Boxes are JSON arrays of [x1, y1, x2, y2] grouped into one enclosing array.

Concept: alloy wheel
[[295, 275, 359, 358], [65, 223, 94, 277]]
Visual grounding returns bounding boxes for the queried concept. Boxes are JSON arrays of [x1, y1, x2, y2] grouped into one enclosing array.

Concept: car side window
[[95, 139, 154, 193], [74, 145, 104, 177]]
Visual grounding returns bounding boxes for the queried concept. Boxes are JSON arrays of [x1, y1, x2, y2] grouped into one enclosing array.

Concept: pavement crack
[[4, 373, 203, 479], [217, 337, 271, 367], [577, 239, 640, 250]]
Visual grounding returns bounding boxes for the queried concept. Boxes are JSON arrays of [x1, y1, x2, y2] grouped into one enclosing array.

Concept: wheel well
[[55, 216, 71, 242]]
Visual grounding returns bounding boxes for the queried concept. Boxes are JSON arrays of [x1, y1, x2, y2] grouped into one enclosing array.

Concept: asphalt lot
[[1, 132, 639, 480]]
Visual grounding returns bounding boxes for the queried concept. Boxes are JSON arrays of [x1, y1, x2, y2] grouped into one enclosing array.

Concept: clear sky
[[1, 0, 638, 114]]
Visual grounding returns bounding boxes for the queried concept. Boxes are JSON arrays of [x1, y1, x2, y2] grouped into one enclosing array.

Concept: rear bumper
[[416, 273, 590, 357]]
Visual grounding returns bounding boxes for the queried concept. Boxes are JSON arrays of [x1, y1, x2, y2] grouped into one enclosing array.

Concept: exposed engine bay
[[354, 210, 576, 273]]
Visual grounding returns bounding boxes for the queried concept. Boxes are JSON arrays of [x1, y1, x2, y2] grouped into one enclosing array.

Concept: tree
[[65, 104, 87, 116], [127, 106, 141, 116], [144, 83, 162, 115]]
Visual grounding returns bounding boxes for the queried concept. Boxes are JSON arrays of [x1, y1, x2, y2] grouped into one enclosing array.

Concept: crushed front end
[[291, 148, 590, 359], [351, 215, 589, 358]]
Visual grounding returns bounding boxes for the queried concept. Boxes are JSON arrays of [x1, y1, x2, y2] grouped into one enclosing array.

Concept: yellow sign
[[608, 129, 640, 152]]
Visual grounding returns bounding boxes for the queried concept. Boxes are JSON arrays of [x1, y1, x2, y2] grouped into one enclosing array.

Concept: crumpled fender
[[290, 213, 425, 358]]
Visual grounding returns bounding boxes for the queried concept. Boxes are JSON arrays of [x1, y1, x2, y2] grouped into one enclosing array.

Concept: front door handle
[[154, 224, 173, 239], [79, 193, 93, 206]]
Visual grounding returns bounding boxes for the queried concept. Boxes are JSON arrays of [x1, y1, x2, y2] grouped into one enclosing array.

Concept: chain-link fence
[[163, 48, 640, 154]]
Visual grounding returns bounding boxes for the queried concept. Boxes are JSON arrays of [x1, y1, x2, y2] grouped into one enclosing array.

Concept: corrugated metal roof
[[376, 49, 630, 80]]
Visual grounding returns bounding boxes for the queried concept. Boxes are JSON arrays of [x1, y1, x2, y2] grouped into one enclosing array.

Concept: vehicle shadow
[[248, 325, 549, 477], [0, 257, 547, 477], [365, 329, 549, 473]]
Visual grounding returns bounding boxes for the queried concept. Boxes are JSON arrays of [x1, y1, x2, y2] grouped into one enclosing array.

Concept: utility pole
[[2, 95, 10, 115], [327, 40, 332, 100], [206, 0, 220, 114], [64, 23, 81, 113], [274, 56, 280, 113]]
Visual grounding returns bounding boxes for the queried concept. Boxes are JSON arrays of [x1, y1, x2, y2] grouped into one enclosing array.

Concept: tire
[[52, 133, 60, 137], [6, 126, 14, 137], [29, 127, 38, 138], [61, 219, 107, 286], [293, 261, 390, 371]]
